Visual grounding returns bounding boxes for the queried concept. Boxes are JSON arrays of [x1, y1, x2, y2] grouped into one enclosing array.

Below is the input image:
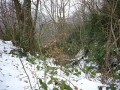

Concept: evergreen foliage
[[80, 0, 120, 82]]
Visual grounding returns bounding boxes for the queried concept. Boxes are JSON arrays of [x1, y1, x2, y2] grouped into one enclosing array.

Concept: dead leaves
[[74, 86, 79, 90], [74, 86, 83, 90], [24, 80, 28, 83]]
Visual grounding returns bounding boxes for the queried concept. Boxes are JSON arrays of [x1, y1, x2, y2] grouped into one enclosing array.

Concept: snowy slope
[[0, 39, 108, 90]]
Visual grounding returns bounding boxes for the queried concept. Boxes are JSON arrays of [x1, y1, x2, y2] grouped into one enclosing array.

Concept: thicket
[[80, 0, 120, 83], [0, 0, 120, 85]]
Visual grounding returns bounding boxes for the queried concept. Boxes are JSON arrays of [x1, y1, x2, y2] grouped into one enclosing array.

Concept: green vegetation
[[0, 0, 120, 88]]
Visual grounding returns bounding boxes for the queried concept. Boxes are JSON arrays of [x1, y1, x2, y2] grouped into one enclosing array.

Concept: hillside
[[0, 39, 111, 90]]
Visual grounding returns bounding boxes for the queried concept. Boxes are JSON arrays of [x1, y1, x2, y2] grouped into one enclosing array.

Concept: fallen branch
[[19, 58, 33, 90]]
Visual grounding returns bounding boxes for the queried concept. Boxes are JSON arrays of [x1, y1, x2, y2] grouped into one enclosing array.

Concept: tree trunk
[[13, 0, 35, 54]]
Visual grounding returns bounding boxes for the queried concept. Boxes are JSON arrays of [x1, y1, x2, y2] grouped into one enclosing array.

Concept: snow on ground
[[0, 39, 108, 90]]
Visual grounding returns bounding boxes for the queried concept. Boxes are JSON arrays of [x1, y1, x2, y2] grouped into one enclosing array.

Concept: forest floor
[[0, 39, 118, 90]]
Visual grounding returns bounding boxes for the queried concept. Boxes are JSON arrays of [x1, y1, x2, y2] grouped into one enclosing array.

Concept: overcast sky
[[31, 0, 79, 17]]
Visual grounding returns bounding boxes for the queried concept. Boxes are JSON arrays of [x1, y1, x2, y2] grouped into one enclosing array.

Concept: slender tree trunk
[[12, 0, 24, 29]]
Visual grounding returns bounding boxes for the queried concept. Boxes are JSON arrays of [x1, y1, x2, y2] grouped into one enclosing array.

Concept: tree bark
[[13, 0, 24, 29], [13, 0, 35, 54]]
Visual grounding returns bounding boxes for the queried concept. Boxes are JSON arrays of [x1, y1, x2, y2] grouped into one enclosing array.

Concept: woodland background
[[0, 0, 120, 85]]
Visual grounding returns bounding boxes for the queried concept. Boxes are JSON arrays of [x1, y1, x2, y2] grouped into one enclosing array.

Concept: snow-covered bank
[[0, 39, 117, 90]]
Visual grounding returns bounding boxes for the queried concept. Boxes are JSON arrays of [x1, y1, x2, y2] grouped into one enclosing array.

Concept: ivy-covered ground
[[0, 39, 119, 90]]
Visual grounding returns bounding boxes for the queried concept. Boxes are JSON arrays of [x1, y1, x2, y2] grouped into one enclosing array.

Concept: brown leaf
[[24, 80, 28, 83], [74, 86, 78, 90]]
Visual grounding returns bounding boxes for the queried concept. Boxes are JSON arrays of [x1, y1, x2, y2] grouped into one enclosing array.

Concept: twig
[[56, 74, 75, 87], [19, 58, 33, 90], [0, 71, 4, 76]]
